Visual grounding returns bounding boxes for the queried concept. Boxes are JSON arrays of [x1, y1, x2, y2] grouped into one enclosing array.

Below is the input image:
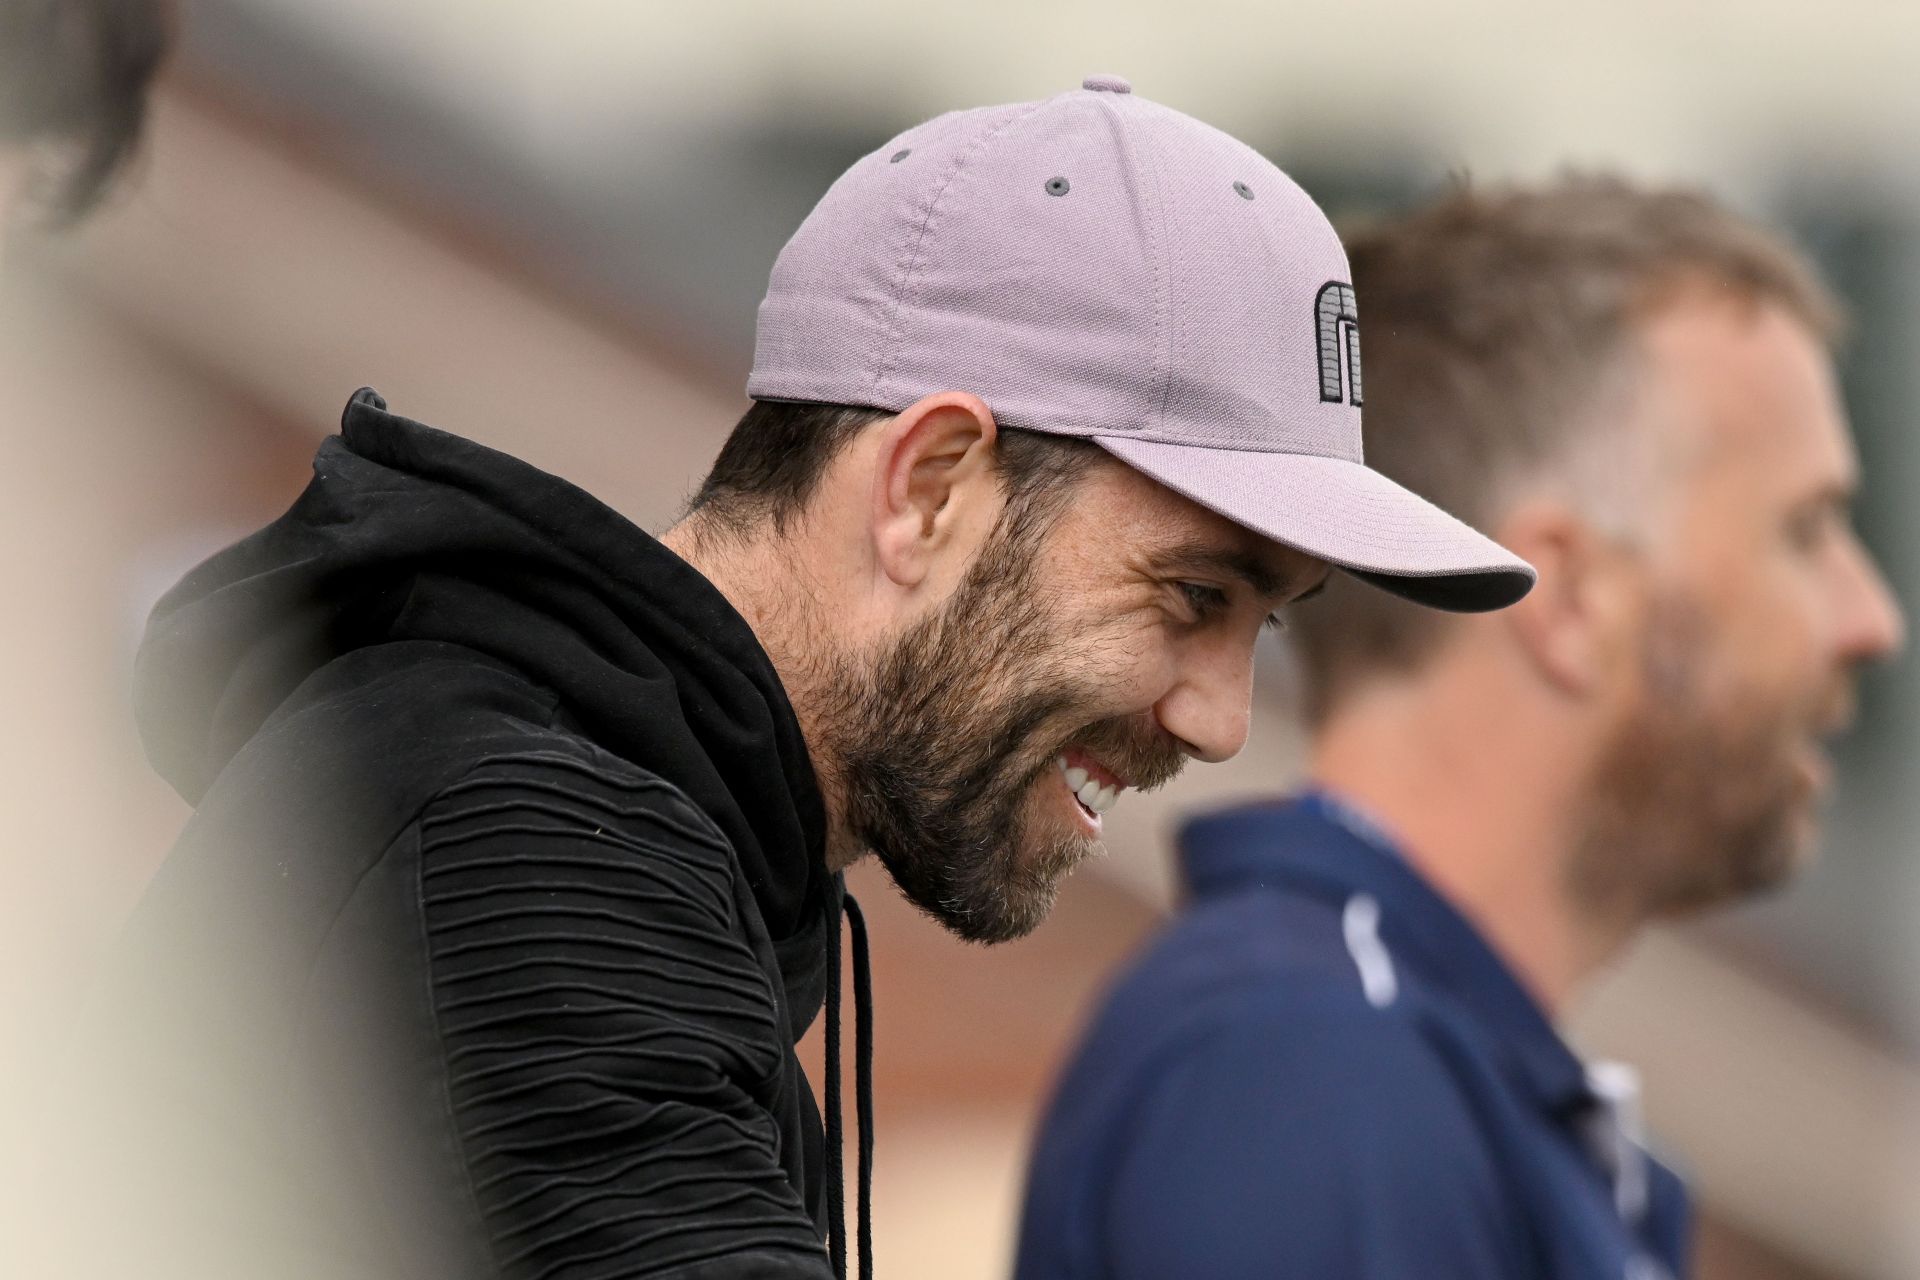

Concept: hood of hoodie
[[135, 388, 830, 948]]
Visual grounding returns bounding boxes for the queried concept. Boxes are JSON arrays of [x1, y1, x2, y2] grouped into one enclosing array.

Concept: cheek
[[1751, 564, 1834, 677], [1073, 615, 1178, 706], [1681, 565, 1826, 705]]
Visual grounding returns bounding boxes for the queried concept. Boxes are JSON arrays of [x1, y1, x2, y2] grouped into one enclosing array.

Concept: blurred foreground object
[[1018, 174, 1905, 1280], [0, 0, 171, 228]]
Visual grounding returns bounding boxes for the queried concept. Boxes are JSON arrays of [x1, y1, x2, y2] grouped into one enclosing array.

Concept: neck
[[661, 517, 868, 874], [1307, 668, 1641, 1017]]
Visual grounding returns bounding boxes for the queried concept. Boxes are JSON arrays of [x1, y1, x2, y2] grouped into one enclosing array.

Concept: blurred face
[[819, 456, 1326, 942], [1574, 299, 1906, 917]]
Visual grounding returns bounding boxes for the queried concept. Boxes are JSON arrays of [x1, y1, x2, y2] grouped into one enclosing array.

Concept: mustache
[[1068, 713, 1188, 793], [1813, 677, 1859, 738]]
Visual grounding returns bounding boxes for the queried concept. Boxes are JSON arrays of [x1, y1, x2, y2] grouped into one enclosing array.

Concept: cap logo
[[1315, 282, 1363, 407]]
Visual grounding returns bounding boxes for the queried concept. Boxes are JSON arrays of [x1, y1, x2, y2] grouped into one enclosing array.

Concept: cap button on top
[[1082, 74, 1132, 94]]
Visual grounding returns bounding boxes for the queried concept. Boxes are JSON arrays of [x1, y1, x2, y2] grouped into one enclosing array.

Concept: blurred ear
[[869, 391, 1003, 589], [1493, 500, 1645, 699]]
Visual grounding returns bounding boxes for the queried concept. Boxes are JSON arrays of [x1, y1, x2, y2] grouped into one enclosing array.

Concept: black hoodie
[[98, 389, 844, 1278]]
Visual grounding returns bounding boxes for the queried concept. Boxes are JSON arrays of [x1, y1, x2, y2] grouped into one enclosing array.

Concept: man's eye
[[1177, 582, 1230, 620]]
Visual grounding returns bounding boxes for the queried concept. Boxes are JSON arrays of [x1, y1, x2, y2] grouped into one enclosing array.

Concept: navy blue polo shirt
[[1014, 793, 1691, 1280]]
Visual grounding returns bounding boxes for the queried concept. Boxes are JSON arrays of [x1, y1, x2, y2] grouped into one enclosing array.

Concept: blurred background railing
[[3, 4, 1916, 1278]]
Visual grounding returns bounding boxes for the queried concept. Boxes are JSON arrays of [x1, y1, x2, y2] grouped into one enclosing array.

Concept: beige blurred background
[[3, 3, 1918, 1278]]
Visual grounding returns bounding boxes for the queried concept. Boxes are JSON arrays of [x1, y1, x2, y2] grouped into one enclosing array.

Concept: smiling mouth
[[1056, 753, 1125, 826]]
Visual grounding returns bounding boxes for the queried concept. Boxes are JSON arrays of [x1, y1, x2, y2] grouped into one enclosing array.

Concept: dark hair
[[1287, 173, 1844, 728], [0, 0, 172, 222], [687, 398, 1097, 541]]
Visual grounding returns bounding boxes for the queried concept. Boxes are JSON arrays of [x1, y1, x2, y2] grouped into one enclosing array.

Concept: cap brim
[[1094, 437, 1536, 613]]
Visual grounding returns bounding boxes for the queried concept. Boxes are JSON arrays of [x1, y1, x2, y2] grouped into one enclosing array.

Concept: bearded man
[[82, 78, 1529, 1280], [1015, 176, 1906, 1280]]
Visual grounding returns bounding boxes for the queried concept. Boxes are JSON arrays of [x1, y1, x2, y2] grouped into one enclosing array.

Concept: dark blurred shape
[[0, 0, 173, 222]]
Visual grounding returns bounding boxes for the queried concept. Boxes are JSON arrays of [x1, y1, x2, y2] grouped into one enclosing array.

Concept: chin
[[1781, 809, 1825, 878], [969, 809, 1098, 943], [932, 870, 1063, 945], [1693, 822, 1812, 913]]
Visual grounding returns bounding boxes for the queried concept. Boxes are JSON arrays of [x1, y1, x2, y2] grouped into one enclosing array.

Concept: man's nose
[[1153, 643, 1257, 765], [1835, 533, 1907, 666]]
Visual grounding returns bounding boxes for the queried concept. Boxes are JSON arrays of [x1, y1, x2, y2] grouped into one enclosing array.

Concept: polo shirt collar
[[1178, 792, 1593, 1116]]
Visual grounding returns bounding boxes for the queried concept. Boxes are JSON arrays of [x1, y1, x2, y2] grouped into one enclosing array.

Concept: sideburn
[[819, 506, 1096, 942]]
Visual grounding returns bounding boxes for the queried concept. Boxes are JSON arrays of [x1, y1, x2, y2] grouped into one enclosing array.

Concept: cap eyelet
[[1233, 180, 1255, 200], [890, 149, 912, 163], [1045, 176, 1071, 197]]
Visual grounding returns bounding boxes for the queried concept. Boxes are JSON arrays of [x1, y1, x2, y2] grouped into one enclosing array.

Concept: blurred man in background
[[0, 0, 170, 241], [71, 80, 1530, 1280], [1017, 176, 1905, 1280]]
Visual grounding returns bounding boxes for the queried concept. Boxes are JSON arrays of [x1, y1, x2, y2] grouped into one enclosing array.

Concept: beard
[[810, 520, 1185, 944], [1572, 594, 1847, 921]]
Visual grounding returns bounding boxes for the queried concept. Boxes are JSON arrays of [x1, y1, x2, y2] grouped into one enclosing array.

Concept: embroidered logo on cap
[[1315, 282, 1363, 407]]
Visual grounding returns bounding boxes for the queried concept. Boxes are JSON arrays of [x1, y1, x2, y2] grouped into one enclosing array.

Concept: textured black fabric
[[137, 388, 828, 947], [421, 754, 823, 1276], [90, 388, 840, 1278]]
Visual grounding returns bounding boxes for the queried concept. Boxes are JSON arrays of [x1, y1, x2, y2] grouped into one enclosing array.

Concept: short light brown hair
[[1287, 173, 1843, 727]]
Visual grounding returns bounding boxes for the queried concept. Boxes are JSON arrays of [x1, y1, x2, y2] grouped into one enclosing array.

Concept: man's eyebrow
[[1149, 541, 1309, 600]]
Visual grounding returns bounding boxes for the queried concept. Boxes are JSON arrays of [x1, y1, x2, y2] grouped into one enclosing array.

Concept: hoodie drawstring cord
[[823, 888, 875, 1280], [824, 893, 846, 1280], [845, 893, 874, 1280]]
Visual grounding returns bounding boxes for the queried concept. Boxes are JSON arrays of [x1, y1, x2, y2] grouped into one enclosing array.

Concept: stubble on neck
[[660, 515, 868, 873]]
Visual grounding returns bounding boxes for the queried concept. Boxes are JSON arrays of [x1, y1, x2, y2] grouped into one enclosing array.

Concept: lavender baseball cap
[[748, 75, 1535, 612]]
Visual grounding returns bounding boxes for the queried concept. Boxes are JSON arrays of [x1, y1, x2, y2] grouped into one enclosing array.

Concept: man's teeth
[[1057, 756, 1121, 815]]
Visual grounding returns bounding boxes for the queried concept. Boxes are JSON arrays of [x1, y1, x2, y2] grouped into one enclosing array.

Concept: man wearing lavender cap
[[103, 76, 1527, 1279]]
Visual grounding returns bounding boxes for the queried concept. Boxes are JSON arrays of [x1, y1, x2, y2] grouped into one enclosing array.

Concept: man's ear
[[869, 391, 1002, 589], [1494, 500, 1646, 699]]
